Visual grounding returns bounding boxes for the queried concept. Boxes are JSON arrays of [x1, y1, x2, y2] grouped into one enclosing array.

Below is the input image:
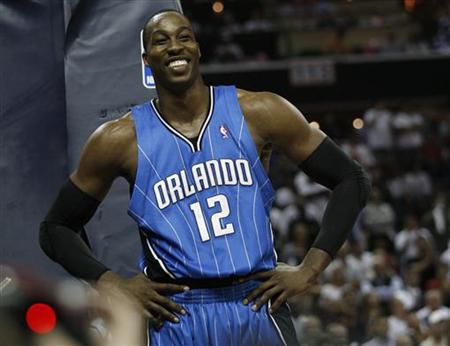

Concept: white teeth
[[169, 60, 188, 67]]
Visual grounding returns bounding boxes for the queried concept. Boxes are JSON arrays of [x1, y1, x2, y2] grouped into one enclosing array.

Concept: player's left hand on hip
[[242, 262, 318, 313]]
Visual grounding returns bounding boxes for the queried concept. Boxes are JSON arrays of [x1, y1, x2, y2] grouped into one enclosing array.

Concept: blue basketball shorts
[[147, 280, 298, 346]]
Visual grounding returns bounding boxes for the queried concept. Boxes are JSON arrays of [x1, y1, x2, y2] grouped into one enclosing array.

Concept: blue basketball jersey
[[128, 85, 276, 279]]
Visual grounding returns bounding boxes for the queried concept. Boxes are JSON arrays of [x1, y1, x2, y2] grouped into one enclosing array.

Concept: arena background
[[1, 0, 449, 345]]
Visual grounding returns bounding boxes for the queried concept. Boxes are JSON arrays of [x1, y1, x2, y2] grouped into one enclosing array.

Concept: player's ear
[[142, 52, 150, 66]]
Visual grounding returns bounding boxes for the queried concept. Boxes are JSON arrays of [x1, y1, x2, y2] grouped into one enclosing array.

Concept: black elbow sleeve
[[39, 221, 56, 260], [44, 179, 100, 230], [352, 160, 371, 208], [39, 180, 108, 281], [300, 138, 371, 257]]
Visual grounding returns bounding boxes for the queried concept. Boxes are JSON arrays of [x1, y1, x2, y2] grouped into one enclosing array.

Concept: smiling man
[[39, 9, 371, 346]]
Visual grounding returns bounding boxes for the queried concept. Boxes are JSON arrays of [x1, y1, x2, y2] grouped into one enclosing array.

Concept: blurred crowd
[[183, 0, 450, 62], [270, 102, 450, 345]]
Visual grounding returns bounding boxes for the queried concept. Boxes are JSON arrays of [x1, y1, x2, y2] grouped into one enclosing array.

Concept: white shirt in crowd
[[363, 106, 393, 150], [395, 227, 432, 260]]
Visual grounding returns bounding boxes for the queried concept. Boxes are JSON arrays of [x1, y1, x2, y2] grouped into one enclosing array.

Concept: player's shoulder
[[236, 88, 287, 116], [235, 88, 284, 142], [83, 112, 136, 166], [236, 88, 279, 105], [91, 112, 136, 147]]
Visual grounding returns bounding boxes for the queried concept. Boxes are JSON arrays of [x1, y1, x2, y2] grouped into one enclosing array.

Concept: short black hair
[[142, 8, 184, 52]]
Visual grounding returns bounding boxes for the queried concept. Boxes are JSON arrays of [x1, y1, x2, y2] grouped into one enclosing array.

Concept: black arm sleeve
[[39, 179, 109, 281], [299, 137, 371, 257]]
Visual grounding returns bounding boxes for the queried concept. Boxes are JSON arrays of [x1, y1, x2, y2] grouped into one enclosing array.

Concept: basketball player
[[40, 10, 371, 346]]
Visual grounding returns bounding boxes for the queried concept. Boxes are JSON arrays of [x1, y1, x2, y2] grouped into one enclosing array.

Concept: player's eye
[[154, 38, 168, 45], [179, 35, 191, 41]]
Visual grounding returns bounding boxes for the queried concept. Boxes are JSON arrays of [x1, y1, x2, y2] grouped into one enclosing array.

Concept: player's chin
[[163, 73, 196, 91]]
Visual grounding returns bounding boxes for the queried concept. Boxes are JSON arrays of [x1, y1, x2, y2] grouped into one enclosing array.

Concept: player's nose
[[167, 39, 183, 54]]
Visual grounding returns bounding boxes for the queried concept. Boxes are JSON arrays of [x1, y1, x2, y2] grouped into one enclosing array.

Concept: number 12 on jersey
[[189, 194, 235, 242]]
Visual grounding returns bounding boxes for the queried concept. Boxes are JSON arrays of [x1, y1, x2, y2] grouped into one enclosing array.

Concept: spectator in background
[[244, 7, 273, 32], [341, 134, 376, 169], [403, 163, 433, 211], [363, 102, 393, 156], [213, 36, 245, 62], [420, 308, 450, 346], [294, 171, 329, 225], [424, 193, 449, 251], [361, 251, 403, 302], [283, 221, 312, 265], [387, 296, 418, 342], [416, 290, 449, 328], [320, 263, 349, 305], [340, 288, 360, 341], [290, 291, 319, 324], [296, 314, 325, 346], [361, 292, 384, 334], [362, 316, 394, 346], [425, 261, 450, 300], [386, 167, 407, 209], [400, 266, 422, 311], [395, 214, 436, 290], [362, 186, 396, 244], [270, 186, 301, 242], [392, 105, 425, 167], [324, 322, 350, 346], [441, 241, 450, 267], [395, 334, 414, 346], [319, 262, 359, 333], [387, 165, 433, 218], [345, 240, 375, 283], [433, 5, 450, 52]]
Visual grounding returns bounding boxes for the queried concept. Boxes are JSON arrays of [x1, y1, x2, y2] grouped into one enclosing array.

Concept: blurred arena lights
[[26, 303, 57, 334], [310, 121, 320, 129], [352, 118, 364, 130], [404, 0, 416, 12], [212, 1, 224, 14]]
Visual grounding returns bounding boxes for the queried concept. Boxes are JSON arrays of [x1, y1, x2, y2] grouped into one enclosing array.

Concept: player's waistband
[[167, 279, 260, 304], [164, 276, 248, 289]]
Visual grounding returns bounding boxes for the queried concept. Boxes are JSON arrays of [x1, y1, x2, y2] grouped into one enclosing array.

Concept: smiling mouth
[[166, 58, 189, 69], [167, 59, 189, 68]]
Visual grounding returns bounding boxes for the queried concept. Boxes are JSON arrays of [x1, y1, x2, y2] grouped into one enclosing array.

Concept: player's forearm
[[40, 222, 109, 280], [299, 247, 331, 278], [39, 179, 109, 281], [312, 167, 370, 256], [300, 137, 371, 258]]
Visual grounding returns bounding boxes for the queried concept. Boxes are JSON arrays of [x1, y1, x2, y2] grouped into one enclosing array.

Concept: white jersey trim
[[150, 86, 215, 152], [145, 238, 176, 279], [268, 301, 288, 346]]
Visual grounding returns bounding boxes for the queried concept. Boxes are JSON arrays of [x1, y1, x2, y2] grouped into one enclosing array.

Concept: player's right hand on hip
[[97, 271, 189, 329]]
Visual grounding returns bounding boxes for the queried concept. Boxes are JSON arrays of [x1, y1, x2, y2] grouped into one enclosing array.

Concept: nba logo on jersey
[[220, 124, 229, 139], [140, 30, 155, 89]]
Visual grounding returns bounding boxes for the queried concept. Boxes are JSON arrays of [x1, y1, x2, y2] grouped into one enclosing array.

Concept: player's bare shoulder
[[238, 88, 326, 163], [236, 88, 284, 143], [76, 112, 137, 184], [90, 112, 135, 157]]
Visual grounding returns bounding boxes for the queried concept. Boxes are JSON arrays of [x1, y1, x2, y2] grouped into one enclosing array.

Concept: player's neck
[[156, 79, 209, 123]]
